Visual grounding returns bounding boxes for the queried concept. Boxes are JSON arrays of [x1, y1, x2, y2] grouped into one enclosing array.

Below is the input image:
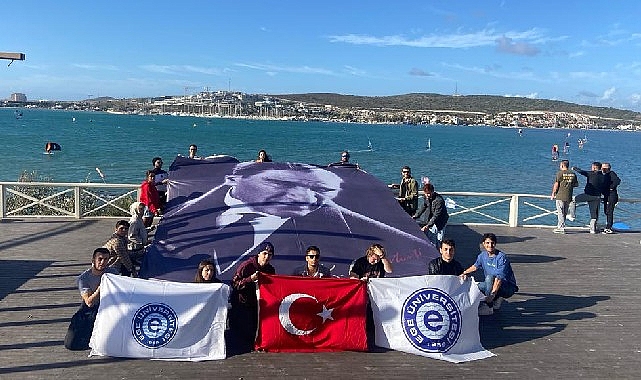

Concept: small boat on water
[[44, 142, 62, 154]]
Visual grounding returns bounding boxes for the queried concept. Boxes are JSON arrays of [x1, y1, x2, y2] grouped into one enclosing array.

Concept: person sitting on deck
[[291, 245, 332, 277], [127, 202, 148, 266], [104, 220, 137, 277], [460, 233, 518, 316], [64, 248, 118, 350], [427, 239, 463, 276], [139, 170, 161, 228]]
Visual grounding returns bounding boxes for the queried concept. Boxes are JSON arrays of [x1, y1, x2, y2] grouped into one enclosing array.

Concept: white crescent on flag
[[278, 293, 334, 336]]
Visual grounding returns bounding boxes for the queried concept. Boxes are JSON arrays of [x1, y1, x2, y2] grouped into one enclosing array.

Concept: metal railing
[[437, 191, 641, 229], [0, 182, 139, 219], [1, 182, 640, 229]]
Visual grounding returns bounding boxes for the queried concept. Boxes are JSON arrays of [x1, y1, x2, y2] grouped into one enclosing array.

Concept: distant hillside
[[273, 93, 641, 123]]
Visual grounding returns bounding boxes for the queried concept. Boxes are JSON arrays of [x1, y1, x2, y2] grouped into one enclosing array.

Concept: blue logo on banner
[[132, 303, 178, 348], [401, 288, 461, 353]]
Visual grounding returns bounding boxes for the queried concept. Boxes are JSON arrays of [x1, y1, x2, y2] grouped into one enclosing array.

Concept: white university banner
[[368, 275, 494, 363], [89, 273, 230, 361]]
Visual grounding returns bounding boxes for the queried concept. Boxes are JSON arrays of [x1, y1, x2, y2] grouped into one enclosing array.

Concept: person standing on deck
[[414, 182, 449, 246], [291, 245, 332, 278], [601, 162, 621, 234], [390, 166, 418, 216], [568, 162, 605, 234], [551, 159, 578, 234], [150, 157, 169, 213]]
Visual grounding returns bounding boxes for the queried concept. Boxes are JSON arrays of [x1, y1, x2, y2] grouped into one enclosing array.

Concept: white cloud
[[409, 68, 434, 77], [72, 63, 119, 71], [235, 63, 334, 75], [328, 28, 549, 49], [601, 86, 616, 100], [140, 65, 223, 75], [343, 65, 366, 76], [504, 92, 538, 99], [496, 36, 540, 56]]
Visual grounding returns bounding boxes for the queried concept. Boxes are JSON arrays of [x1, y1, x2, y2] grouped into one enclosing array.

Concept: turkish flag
[[255, 274, 368, 352]]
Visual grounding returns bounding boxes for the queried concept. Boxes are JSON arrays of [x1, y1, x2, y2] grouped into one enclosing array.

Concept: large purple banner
[[140, 156, 438, 282]]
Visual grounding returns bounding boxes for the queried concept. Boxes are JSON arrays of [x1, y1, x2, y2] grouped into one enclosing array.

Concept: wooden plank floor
[[1, 219, 640, 379]]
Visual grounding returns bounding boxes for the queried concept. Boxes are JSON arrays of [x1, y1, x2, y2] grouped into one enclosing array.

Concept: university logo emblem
[[132, 303, 178, 348], [401, 288, 461, 353]]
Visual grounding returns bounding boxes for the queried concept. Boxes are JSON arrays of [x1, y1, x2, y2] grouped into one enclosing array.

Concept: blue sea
[[2, 108, 640, 201]]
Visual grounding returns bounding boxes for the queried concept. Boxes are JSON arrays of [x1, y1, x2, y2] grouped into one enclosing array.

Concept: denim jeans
[[426, 225, 445, 248], [477, 275, 517, 299]]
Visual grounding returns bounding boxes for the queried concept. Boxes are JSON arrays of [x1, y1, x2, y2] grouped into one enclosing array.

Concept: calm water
[[2, 108, 640, 200]]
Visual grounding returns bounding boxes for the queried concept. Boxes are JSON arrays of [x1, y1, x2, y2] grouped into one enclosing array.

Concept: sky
[[4, 1, 641, 111]]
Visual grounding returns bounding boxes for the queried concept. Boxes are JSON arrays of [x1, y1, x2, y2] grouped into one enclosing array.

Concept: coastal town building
[[2, 90, 641, 131]]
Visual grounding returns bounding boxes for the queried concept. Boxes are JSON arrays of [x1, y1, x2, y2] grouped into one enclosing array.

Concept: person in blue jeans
[[460, 233, 518, 315]]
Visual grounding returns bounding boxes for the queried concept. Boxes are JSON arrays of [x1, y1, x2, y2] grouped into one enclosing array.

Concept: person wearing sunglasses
[[291, 245, 332, 278], [393, 166, 419, 216], [328, 150, 358, 168]]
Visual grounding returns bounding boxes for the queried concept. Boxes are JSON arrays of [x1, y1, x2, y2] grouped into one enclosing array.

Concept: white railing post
[[0, 184, 5, 219], [74, 186, 81, 219], [509, 195, 519, 227]]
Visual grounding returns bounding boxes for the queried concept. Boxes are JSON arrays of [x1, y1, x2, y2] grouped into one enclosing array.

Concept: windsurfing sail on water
[[426, 138, 431, 151], [367, 138, 373, 151]]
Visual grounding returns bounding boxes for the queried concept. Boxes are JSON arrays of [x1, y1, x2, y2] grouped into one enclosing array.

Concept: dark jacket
[[575, 168, 605, 197], [427, 257, 464, 276], [602, 171, 621, 198], [414, 192, 449, 230]]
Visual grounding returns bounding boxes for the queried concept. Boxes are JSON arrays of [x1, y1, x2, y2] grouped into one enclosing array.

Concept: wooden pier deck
[[1, 219, 640, 379]]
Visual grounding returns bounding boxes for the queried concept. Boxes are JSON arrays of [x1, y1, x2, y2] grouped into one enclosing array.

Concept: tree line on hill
[[273, 93, 641, 123]]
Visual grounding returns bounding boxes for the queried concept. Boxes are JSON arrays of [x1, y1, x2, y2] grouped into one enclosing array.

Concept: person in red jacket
[[139, 170, 161, 228]]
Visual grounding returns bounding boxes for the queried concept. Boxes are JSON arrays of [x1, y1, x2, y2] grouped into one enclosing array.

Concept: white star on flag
[[317, 304, 334, 323]]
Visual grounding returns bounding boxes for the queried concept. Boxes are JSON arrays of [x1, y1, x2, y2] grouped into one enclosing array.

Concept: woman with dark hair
[[255, 149, 272, 162], [194, 259, 222, 283]]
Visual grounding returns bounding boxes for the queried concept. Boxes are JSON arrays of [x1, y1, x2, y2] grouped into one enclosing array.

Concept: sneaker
[[493, 297, 504, 310], [602, 228, 614, 234], [553, 228, 566, 234], [589, 230, 597, 234], [566, 215, 575, 222], [478, 302, 494, 316]]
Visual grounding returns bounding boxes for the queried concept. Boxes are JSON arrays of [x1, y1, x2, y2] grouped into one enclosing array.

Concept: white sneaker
[[478, 302, 494, 316], [566, 215, 575, 222], [493, 297, 504, 310]]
